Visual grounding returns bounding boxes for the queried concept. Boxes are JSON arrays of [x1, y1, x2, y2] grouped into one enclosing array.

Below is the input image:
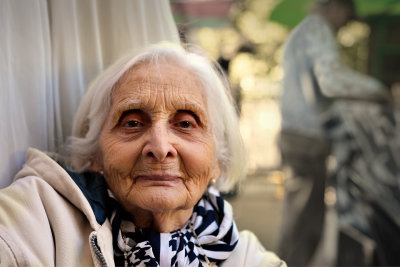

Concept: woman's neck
[[128, 207, 194, 233]]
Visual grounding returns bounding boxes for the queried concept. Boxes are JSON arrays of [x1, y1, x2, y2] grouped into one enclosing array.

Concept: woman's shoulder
[[2, 147, 99, 226], [221, 230, 287, 267], [0, 148, 98, 266]]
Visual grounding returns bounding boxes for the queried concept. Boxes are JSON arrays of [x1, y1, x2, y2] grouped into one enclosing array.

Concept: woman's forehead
[[111, 61, 207, 109], [118, 61, 199, 89]]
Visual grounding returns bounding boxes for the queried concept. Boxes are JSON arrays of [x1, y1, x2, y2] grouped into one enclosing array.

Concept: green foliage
[[183, 0, 370, 100]]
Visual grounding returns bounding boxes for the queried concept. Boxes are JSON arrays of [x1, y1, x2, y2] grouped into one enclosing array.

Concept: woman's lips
[[135, 175, 182, 185]]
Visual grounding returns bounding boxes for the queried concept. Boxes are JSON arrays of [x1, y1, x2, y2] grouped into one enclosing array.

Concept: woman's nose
[[142, 124, 177, 162]]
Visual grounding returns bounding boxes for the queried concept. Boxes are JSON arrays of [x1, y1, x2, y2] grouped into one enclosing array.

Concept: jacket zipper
[[90, 234, 108, 267]]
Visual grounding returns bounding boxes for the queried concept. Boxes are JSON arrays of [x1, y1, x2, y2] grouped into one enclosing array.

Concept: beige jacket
[[0, 148, 285, 267]]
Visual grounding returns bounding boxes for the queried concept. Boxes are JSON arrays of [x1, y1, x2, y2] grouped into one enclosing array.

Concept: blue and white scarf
[[108, 187, 239, 266]]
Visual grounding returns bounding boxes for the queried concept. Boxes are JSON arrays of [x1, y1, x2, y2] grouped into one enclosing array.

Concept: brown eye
[[173, 110, 200, 130], [176, 121, 192, 129], [124, 120, 143, 128], [118, 110, 146, 129]]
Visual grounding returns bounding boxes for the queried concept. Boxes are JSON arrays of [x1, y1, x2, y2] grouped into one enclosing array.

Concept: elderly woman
[[0, 43, 285, 266]]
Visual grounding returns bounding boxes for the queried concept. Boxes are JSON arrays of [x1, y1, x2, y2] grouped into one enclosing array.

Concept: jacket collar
[[65, 169, 109, 225]]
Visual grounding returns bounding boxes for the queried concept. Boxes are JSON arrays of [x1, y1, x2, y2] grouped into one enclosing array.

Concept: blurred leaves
[[184, 0, 371, 100], [338, 21, 371, 73], [269, 0, 400, 29], [229, 0, 288, 98]]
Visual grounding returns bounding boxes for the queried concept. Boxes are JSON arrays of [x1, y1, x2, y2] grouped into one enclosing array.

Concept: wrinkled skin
[[92, 61, 220, 232]]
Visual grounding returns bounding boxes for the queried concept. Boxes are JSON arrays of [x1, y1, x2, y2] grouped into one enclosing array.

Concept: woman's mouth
[[134, 175, 182, 186]]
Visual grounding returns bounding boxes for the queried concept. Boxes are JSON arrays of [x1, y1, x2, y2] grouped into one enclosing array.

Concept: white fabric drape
[[0, 0, 180, 188]]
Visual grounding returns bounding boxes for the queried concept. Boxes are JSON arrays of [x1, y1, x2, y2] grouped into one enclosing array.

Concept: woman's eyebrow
[[178, 100, 206, 112]]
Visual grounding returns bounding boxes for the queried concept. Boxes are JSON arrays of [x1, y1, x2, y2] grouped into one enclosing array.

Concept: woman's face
[[96, 60, 220, 218]]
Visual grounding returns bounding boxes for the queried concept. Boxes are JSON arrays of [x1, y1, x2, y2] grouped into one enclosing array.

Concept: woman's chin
[[133, 186, 189, 212]]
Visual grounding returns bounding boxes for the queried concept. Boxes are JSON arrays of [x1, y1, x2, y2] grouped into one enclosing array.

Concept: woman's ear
[[89, 152, 102, 172]]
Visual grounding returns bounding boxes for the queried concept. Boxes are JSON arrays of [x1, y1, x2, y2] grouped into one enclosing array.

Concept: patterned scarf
[[108, 187, 239, 266]]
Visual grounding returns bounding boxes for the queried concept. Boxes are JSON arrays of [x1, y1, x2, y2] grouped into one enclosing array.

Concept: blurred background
[[169, 0, 400, 265], [2, 0, 400, 265]]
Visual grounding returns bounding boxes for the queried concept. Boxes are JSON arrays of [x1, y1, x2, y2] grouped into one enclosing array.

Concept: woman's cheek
[[101, 136, 125, 163], [190, 145, 216, 173]]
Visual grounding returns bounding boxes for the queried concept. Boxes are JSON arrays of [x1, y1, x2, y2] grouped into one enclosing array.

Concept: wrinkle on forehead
[[113, 79, 207, 108], [117, 79, 200, 97], [115, 60, 198, 90], [113, 60, 205, 101]]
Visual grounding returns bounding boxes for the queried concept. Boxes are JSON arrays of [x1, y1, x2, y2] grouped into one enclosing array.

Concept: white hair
[[60, 42, 246, 192]]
